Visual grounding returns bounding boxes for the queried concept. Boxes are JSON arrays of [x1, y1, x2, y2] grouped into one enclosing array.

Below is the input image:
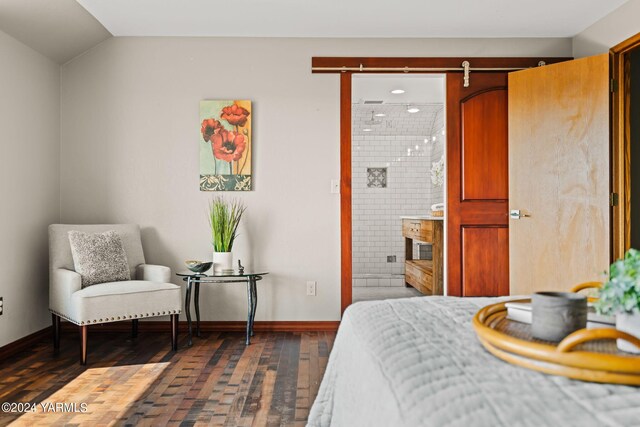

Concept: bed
[[307, 297, 640, 427]]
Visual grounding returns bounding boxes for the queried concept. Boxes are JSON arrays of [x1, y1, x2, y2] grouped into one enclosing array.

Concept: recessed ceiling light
[[375, 113, 386, 117], [391, 89, 405, 94], [432, 136, 437, 141], [363, 128, 372, 132], [407, 107, 420, 113]]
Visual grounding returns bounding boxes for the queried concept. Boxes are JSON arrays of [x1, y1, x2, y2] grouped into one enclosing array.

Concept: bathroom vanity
[[401, 216, 444, 295]]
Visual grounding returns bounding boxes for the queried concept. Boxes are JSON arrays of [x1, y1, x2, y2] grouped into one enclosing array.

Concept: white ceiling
[[0, 0, 111, 64], [352, 75, 445, 105], [78, 0, 627, 38], [0, 0, 629, 63]]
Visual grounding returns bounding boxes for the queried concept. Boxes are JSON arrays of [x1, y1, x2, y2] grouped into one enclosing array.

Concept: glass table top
[[176, 270, 268, 278]]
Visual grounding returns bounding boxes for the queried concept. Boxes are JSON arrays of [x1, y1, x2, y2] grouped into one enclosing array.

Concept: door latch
[[509, 209, 531, 220]]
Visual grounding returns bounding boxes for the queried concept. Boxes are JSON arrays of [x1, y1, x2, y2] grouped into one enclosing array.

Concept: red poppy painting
[[199, 100, 252, 191], [200, 118, 223, 142], [221, 104, 250, 127], [212, 129, 246, 162]]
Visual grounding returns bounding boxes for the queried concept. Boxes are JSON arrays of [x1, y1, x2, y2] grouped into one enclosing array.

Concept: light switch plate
[[330, 180, 340, 194]]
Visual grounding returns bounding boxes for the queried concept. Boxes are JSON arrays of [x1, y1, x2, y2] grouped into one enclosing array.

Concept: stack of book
[[506, 301, 615, 328]]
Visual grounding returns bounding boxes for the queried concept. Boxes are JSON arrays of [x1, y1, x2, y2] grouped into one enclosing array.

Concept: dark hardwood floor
[[0, 329, 334, 426]]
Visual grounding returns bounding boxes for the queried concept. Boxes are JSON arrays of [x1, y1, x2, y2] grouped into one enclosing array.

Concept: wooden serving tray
[[472, 299, 640, 385]]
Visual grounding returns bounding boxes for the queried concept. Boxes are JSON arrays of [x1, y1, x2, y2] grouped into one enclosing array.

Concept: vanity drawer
[[402, 219, 433, 242], [405, 260, 433, 294]]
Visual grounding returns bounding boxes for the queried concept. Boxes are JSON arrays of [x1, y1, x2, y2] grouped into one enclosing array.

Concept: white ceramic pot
[[213, 251, 233, 274], [616, 312, 640, 354]]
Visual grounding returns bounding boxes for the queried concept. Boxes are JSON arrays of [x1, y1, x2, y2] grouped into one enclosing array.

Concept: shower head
[[364, 110, 382, 126]]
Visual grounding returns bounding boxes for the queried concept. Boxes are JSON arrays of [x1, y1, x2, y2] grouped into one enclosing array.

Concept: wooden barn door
[[508, 54, 610, 295], [447, 73, 510, 296]]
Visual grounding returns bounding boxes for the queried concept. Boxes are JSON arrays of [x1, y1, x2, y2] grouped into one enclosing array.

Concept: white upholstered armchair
[[49, 224, 182, 364]]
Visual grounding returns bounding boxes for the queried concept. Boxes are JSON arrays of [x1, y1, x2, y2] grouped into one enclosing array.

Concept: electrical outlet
[[0, 297, 3, 315], [306, 281, 317, 296], [387, 255, 396, 263]]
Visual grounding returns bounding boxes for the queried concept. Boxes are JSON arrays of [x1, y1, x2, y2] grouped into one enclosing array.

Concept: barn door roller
[[461, 60, 546, 88], [462, 61, 470, 87]]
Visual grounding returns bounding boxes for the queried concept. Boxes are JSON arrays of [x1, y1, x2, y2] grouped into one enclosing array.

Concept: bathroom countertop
[[400, 215, 444, 221]]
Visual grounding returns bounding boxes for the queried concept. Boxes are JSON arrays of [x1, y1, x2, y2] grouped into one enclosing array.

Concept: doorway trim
[[339, 72, 352, 314], [611, 32, 640, 260], [312, 56, 572, 315]]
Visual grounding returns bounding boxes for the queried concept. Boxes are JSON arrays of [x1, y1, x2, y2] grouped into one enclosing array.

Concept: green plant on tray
[[595, 248, 640, 315], [208, 197, 246, 252]]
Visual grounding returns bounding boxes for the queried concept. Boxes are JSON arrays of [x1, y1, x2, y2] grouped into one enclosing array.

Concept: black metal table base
[[183, 275, 262, 347]]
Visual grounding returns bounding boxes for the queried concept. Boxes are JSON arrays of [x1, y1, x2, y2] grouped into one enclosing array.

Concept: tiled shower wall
[[352, 103, 445, 287]]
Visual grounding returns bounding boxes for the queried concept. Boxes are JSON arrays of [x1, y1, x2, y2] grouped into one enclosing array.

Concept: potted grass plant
[[208, 197, 246, 273], [595, 248, 640, 353]]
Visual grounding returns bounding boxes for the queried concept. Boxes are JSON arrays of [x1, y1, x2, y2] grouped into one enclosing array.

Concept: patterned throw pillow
[[68, 230, 131, 287]]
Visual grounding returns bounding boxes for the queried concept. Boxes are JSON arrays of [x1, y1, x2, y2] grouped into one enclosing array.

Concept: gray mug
[[531, 292, 587, 342]]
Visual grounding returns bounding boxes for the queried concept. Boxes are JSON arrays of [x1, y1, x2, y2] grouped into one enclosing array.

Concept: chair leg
[[79, 325, 88, 365], [171, 314, 178, 351], [132, 319, 139, 338], [52, 314, 60, 352]]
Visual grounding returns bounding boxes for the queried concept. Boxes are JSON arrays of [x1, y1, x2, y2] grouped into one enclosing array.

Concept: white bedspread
[[308, 296, 640, 427]]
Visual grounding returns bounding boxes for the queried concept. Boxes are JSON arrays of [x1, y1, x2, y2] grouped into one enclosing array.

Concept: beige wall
[[60, 37, 571, 322], [573, 0, 640, 58], [0, 30, 60, 346]]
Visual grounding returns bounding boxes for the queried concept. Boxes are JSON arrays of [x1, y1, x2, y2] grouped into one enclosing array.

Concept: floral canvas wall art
[[200, 100, 252, 191]]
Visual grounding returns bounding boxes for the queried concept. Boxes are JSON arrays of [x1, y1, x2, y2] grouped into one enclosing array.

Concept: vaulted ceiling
[[77, 0, 627, 38], [0, 0, 630, 64], [0, 0, 111, 64]]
